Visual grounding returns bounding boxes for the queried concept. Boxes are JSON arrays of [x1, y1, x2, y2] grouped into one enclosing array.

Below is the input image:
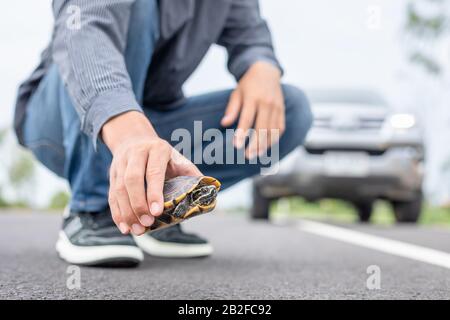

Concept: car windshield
[[307, 89, 387, 106]]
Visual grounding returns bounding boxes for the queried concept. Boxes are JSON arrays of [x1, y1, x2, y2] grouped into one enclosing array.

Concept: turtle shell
[[146, 176, 221, 233], [162, 176, 221, 210]]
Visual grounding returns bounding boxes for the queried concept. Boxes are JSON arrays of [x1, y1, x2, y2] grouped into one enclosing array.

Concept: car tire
[[391, 193, 423, 223], [353, 201, 374, 223], [251, 184, 272, 220]]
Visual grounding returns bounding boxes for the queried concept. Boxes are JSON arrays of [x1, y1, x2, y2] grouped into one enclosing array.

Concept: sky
[[2, 0, 446, 208]]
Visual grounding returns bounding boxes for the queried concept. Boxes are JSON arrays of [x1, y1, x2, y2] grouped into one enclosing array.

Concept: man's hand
[[102, 111, 202, 236], [221, 61, 284, 158]]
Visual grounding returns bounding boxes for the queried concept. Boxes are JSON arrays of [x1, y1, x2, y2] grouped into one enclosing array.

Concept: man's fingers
[[246, 106, 270, 159], [182, 162, 203, 177], [124, 152, 154, 227], [108, 164, 128, 234], [271, 106, 284, 146], [280, 107, 286, 135], [116, 192, 145, 235], [109, 196, 128, 234], [168, 149, 203, 178], [268, 115, 279, 149], [109, 161, 130, 234], [109, 158, 145, 235], [234, 98, 257, 149], [146, 141, 170, 217], [114, 160, 146, 235], [221, 90, 242, 127]]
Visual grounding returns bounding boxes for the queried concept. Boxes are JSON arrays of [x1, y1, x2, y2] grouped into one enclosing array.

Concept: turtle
[[146, 176, 221, 233]]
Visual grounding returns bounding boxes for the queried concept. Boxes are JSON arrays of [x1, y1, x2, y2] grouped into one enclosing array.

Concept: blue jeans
[[22, 0, 312, 212]]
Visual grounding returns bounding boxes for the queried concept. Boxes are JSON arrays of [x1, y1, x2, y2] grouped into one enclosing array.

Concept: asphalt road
[[0, 211, 449, 299]]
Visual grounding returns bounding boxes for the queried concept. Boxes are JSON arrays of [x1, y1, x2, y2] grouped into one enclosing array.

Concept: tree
[[0, 129, 36, 208], [403, 0, 450, 207], [405, 0, 449, 74]]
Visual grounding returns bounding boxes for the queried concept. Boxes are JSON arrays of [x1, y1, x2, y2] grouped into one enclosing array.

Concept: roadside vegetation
[[271, 197, 450, 227], [0, 128, 36, 208]]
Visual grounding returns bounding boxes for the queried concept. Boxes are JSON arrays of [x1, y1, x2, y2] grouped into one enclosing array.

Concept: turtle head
[[191, 185, 217, 206]]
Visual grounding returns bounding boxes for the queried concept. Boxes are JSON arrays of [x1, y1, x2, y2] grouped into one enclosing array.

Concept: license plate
[[324, 152, 369, 177]]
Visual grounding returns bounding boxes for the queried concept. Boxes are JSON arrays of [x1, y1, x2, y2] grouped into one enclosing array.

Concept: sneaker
[[56, 210, 144, 267], [133, 224, 213, 258]]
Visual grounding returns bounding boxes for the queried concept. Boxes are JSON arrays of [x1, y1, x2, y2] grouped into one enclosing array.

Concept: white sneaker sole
[[133, 234, 213, 258], [56, 231, 144, 266]]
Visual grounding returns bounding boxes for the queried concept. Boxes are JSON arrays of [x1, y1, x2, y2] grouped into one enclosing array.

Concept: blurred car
[[252, 89, 424, 223]]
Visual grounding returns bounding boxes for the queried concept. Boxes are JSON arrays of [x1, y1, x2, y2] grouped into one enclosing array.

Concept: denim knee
[[23, 65, 66, 177], [280, 84, 313, 153]]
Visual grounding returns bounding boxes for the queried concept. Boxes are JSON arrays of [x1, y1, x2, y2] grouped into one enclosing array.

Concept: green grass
[[48, 191, 70, 210], [270, 197, 450, 227]]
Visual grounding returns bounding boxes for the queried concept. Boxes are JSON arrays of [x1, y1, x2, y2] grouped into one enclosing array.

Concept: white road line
[[296, 220, 450, 270]]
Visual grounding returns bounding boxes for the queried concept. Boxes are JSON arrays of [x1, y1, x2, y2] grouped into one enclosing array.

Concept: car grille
[[359, 117, 384, 130], [314, 117, 332, 129], [305, 147, 386, 156], [314, 117, 384, 131]]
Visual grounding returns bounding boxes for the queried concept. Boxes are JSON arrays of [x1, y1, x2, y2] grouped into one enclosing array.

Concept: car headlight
[[389, 113, 416, 129]]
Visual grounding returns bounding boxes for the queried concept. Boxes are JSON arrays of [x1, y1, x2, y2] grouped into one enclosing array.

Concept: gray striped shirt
[[15, 0, 281, 146]]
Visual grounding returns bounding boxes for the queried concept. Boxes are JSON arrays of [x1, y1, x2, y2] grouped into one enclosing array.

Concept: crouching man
[[14, 0, 312, 266]]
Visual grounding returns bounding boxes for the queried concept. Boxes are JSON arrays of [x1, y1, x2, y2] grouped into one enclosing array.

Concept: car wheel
[[353, 201, 374, 223], [251, 184, 272, 220], [391, 193, 423, 223]]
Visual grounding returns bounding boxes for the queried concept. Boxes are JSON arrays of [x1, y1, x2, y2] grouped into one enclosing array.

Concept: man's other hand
[[221, 61, 284, 159], [102, 111, 202, 235]]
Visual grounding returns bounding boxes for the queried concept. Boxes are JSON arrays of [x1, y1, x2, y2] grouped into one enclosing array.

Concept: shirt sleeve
[[52, 0, 142, 147], [217, 0, 283, 81]]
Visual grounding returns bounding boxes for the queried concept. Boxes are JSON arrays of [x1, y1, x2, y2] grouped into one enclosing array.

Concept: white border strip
[[297, 220, 450, 270]]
